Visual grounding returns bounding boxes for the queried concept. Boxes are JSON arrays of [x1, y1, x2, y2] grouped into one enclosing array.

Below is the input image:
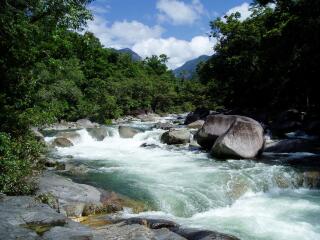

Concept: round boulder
[[52, 137, 73, 147], [211, 117, 264, 159], [161, 129, 191, 145], [119, 126, 140, 138]]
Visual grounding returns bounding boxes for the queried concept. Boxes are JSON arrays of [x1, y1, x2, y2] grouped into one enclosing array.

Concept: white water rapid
[[45, 121, 320, 240]]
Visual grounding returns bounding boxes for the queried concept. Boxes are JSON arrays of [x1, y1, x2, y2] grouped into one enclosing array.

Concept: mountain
[[173, 55, 210, 80], [117, 48, 142, 61]]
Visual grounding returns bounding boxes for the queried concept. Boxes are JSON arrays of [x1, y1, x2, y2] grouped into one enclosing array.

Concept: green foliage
[[0, 132, 44, 195], [199, 0, 320, 113]]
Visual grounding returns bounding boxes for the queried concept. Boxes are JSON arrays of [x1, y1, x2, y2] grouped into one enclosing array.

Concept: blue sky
[[87, 0, 254, 68]]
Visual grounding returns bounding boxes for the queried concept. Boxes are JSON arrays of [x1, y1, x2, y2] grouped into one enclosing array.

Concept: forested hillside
[[0, 0, 205, 194], [198, 0, 320, 115]]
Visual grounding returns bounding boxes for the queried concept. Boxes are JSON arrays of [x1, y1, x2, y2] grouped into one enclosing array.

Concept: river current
[[45, 118, 320, 240]]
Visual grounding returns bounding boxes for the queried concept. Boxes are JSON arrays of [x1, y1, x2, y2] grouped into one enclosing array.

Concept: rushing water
[[46, 120, 320, 240]]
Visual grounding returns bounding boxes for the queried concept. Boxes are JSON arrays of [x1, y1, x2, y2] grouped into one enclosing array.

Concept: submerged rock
[[119, 126, 141, 138], [161, 129, 191, 145], [52, 137, 73, 147]]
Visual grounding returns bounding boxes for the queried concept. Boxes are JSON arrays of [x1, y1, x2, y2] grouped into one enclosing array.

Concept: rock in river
[[119, 126, 141, 138], [161, 129, 191, 145], [195, 114, 264, 159], [52, 137, 73, 147]]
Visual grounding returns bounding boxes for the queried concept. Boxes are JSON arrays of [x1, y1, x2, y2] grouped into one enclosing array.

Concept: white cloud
[[156, 0, 204, 25], [133, 36, 215, 69], [87, 17, 164, 49], [226, 2, 251, 21]]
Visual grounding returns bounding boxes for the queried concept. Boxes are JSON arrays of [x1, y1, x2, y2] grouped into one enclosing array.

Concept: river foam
[[47, 123, 320, 240]]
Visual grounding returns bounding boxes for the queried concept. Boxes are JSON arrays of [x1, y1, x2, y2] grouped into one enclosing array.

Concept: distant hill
[[117, 48, 142, 61], [173, 55, 210, 79]]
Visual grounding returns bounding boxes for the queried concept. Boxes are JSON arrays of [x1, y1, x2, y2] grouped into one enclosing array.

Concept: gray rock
[[65, 164, 89, 175], [37, 172, 101, 205], [211, 117, 264, 159], [55, 131, 80, 142], [0, 196, 66, 226], [52, 137, 73, 147], [62, 202, 86, 218], [161, 129, 191, 145], [264, 139, 319, 153], [87, 127, 110, 141], [43, 225, 94, 240], [172, 227, 240, 240], [195, 114, 239, 149], [119, 126, 141, 138], [0, 222, 39, 240], [187, 120, 205, 129]]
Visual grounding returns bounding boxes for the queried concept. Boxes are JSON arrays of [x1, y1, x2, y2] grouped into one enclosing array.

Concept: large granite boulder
[[195, 115, 238, 150], [161, 129, 191, 145], [211, 117, 265, 159], [195, 114, 264, 158]]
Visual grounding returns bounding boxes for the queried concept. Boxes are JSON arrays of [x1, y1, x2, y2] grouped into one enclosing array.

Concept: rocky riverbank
[[0, 170, 240, 240], [3, 110, 320, 239]]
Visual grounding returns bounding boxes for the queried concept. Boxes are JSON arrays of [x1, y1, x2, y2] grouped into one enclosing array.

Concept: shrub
[[0, 132, 44, 195]]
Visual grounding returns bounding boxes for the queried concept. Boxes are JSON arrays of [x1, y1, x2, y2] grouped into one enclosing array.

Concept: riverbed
[[45, 118, 320, 240]]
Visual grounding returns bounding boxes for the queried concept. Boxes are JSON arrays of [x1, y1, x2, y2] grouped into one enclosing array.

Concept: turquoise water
[[46, 124, 320, 240]]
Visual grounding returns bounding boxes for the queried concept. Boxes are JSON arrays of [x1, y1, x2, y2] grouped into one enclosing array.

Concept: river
[[45, 117, 320, 240]]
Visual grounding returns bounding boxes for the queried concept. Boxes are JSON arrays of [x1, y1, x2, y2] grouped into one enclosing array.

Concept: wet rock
[[161, 129, 191, 145], [155, 122, 176, 130], [42, 224, 94, 240], [119, 218, 178, 230], [303, 171, 320, 188], [55, 131, 80, 142], [76, 119, 98, 128], [65, 164, 89, 175], [211, 116, 264, 159], [187, 120, 205, 129], [52, 137, 73, 147], [184, 107, 210, 125], [195, 114, 237, 150], [264, 139, 319, 153], [0, 222, 39, 240], [172, 227, 240, 240], [304, 120, 320, 136], [35, 193, 59, 210], [62, 202, 86, 218], [119, 126, 141, 138], [87, 127, 110, 141], [0, 196, 66, 229], [140, 143, 159, 149]]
